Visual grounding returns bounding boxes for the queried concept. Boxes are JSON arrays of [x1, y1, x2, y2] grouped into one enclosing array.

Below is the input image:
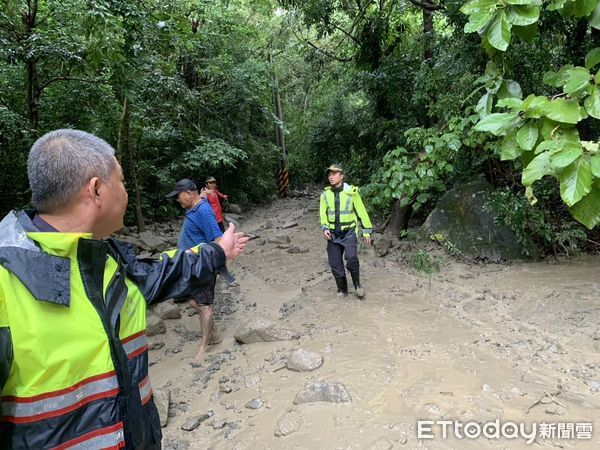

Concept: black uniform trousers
[[326, 228, 359, 278]]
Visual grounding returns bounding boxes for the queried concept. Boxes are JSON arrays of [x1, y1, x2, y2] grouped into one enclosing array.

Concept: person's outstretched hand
[[218, 223, 249, 260]]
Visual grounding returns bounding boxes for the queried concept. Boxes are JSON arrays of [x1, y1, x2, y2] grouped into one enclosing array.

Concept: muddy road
[[146, 195, 600, 449]]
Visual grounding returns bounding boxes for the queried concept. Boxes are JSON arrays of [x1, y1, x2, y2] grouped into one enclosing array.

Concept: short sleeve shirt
[[178, 199, 223, 249]]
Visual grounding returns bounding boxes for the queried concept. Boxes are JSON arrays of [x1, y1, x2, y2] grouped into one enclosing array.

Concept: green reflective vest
[[319, 183, 372, 236]]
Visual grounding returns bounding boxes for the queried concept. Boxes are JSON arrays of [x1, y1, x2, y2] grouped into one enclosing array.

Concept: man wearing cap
[[166, 178, 224, 362], [320, 164, 372, 298]]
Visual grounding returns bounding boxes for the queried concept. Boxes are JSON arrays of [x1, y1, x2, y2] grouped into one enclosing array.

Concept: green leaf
[[516, 120, 539, 150], [591, 155, 600, 177], [460, 0, 498, 15], [585, 48, 600, 69], [563, 67, 591, 94], [542, 98, 585, 124], [584, 86, 600, 119], [570, 185, 600, 229], [500, 131, 522, 160], [497, 80, 523, 99], [496, 97, 522, 108], [559, 157, 592, 206], [506, 0, 539, 4], [522, 94, 549, 118], [508, 5, 540, 26], [476, 92, 493, 116], [513, 23, 538, 42], [535, 139, 560, 154], [522, 151, 552, 186], [543, 66, 572, 87], [474, 112, 521, 135], [591, 2, 600, 29], [550, 144, 583, 168], [465, 10, 496, 33], [560, 0, 597, 17], [486, 11, 512, 51]]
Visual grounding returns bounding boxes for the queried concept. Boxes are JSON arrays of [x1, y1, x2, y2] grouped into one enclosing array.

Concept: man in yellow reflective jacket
[[319, 164, 372, 298], [0, 129, 248, 449]]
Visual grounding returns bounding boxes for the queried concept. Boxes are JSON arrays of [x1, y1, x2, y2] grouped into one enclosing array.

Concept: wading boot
[[350, 271, 365, 299], [334, 276, 348, 297]]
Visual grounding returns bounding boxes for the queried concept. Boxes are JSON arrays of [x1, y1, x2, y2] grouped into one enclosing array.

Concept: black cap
[[166, 178, 197, 198], [205, 176, 217, 184]]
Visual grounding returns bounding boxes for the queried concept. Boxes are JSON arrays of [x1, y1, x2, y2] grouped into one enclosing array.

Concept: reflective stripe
[[1, 372, 119, 423], [321, 192, 331, 211], [139, 376, 153, 405], [53, 422, 125, 450], [342, 195, 352, 214], [362, 228, 373, 234], [121, 330, 148, 360]]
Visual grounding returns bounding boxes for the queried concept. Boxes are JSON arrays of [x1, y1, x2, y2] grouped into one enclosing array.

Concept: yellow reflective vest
[[320, 183, 372, 236], [0, 210, 225, 449]]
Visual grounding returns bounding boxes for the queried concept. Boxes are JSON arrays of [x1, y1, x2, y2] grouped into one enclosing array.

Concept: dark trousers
[[326, 229, 359, 278]]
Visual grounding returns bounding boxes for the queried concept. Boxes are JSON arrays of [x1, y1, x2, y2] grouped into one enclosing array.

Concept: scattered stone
[[211, 419, 227, 430], [234, 317, 301, 344], [181, 413, 212, 431], [154, 388, 171, 427], [286, 349, 324, 372], [293, 382, 352, 404], [590, 381, 600, 393], [281, 221, 298, 229], [245, 376, 261, 389], [146, 313, 166, 337], [269, 234, 291, 245], [225, 204, 242, 215], [151, 299, 181, 320], [373, 235, 393, 257], [287, 246, 309, 254], [148, 341, 165, 351], [274, 412, 302, 437], [245, 399, 264, 410]]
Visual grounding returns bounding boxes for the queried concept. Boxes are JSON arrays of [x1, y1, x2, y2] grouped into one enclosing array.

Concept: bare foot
[[193, 346, 207, 364], [209, 327, 223, 345]]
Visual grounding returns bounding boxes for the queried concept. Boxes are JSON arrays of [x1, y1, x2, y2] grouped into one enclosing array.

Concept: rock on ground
[[286, 349, 324, 372], [293, 382, 352, 404], [234, 317, 300, 344]]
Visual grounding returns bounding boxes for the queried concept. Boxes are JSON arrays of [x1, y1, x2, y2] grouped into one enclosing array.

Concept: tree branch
[[40, 76, 107, 92]]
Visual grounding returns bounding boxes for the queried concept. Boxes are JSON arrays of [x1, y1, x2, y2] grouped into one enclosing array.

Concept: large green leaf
[[500, 131, 522, 160], [542, 98, 585, 124], [543, 66, 572, 87], [475, 112, 521, 135], [486, 11, 512, 51], [591, 155, 600, 177], [550, 143, 583, 168], [522, 151, 552, 186], [506, 0, 540, 4], [584, 86, 600, 118], [563, 67, 591, 94], [585, 48, 600, 69], [460, 0, 498, 15], [513, 23, 538, 42], [559, 157, 592, 206], [508, 5, 540, 26], [497, 80, 523, 99], [522, 94, 549, 118], [591, 2, 600, 29], [560, 0, 597, 17], [465, 10, 496, 33], [570, 184, 600, 229], [476, 92, 493, 116], [516, 120, 539, 150]]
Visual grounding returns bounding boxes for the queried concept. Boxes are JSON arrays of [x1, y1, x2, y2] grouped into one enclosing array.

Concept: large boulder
[[422, 180, 538, 261]]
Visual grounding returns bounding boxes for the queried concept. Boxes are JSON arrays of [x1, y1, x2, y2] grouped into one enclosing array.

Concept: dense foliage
[[1, 0, 599, 254]]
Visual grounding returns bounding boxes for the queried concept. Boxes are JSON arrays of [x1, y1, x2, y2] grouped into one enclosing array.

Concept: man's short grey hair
[[28, 129, 117, 213]]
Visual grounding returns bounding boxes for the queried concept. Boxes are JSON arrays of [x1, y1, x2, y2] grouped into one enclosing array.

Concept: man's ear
[[84, 177, 102, 203]]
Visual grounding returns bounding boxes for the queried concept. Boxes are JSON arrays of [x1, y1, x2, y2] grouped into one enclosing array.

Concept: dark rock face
[[422, 180, 539, 261]]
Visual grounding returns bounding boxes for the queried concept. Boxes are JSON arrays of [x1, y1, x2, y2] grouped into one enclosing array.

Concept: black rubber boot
[[350, 271, 365, 299], [334, 276, 348, 297]]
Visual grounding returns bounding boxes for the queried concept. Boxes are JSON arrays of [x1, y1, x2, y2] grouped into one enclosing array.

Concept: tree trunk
[[384, 199, 413, 237], [117, 97, 146, 233], [25, 0, 40, 131], [422, 8, 434, 64]]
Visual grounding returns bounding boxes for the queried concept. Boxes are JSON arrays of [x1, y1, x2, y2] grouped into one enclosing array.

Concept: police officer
[[319, 164, 372, 298]]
